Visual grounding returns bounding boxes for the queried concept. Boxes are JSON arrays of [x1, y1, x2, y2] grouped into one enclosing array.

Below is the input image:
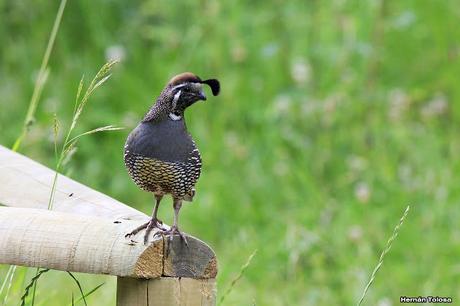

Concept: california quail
[[124, 72, 220, 244]]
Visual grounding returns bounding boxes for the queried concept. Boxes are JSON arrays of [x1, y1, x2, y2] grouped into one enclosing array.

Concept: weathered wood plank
[[0, 145, 145, 220], [0, 207, 160, 277], [117, 277, 216, 306], [0, 207, 217, 279], [117, 278, 148, 306]]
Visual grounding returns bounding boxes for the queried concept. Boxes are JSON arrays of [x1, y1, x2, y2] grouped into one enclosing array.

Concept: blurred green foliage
[[1, 0, 460, 305]]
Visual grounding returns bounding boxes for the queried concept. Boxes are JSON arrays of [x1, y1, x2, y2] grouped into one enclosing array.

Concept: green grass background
[[1, 0, 460, 305]]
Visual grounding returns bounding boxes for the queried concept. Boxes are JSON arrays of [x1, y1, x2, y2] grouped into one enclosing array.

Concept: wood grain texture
[[163, 236, 218, 278], [0, 207, 217, 279], [0, 207, 162, 278], [117, 277, 216, 306], [117, 278, 148, 306], [0, 145, 145, 220]]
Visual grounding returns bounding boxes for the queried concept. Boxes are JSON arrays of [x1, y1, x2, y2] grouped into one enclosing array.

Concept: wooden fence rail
[[0, 145, 217, 305]]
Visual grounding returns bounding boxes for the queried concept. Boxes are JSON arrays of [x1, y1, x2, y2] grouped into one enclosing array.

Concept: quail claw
[[125, 218, 167, 244]]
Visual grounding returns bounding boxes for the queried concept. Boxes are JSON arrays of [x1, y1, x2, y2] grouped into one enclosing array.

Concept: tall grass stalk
[[20, 269, 49, 306], [357, 205, 411, 306], [25, 60, 121, 305], [219, 249, 257, 305], [47, 60, 121, 210], [0, 264, 17, 304], [12, 0, 67, 152], [0, 265, 16, 305], [2, 2, 67, 303], [0, 265, 14, 296]]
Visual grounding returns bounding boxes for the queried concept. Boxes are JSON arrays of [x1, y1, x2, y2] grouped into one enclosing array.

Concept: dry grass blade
[[0, 265, 16, 304], [73, 76, 85, 114], [92, 74, 112, 92], [219, 249, 257, 305], [53, 113, 60, 161], [61, 145, 77, 167], [0, 265, 13, 296], [67, 125, 124, 145], [70, 60, 118, 133], [12, 0, 67, 152], [357, 205, 411, 306], [47, 114, 61, 210]]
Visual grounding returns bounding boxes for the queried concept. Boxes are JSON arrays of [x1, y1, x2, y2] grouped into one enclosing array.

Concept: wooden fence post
[[0, 145, 217, 305], [117, 277, 216, 306]]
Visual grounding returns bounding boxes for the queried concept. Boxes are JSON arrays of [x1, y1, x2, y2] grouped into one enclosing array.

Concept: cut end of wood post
[[133, 238, 164, 278], [163, 236, 218, 278]]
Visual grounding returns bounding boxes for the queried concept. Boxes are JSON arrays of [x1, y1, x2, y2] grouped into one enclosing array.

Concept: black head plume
[[201, 79, 220, 96]]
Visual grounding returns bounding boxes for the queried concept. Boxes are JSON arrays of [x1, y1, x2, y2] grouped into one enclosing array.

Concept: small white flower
[[290, 58, 311, 86], [273, 94, 292, 115], [377, 297, 393, 306], [348, 225, 363, 242], [347, 155, 368, 173], [392, 10, 416, 29], [421, 93, 448, 119], [388, 88, 410, 120], [105, 45, 126, 62], [355, 182, 370, 204]]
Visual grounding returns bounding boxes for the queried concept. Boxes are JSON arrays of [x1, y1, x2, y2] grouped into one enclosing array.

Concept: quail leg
[[125, 195, 166, 244], [154, 198, 188, 246]]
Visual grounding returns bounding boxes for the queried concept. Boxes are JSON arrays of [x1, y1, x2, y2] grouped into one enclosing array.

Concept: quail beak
[[198, 90, 207, 101]]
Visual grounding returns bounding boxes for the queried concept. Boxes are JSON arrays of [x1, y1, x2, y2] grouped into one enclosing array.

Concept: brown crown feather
[[169, 72, 220, 96], [169, 72, 202, 86]]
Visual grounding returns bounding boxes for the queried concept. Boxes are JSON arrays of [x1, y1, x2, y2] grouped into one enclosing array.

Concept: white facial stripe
[[172, 84, 187, 91], [172, 82, 203, 92], [169, 90, 182, 121], [172, 90, 181, 108], [169, 113, 182, 121]]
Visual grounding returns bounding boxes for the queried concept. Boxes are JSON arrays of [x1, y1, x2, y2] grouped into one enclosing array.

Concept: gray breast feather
[[125, 120, 198, 163]]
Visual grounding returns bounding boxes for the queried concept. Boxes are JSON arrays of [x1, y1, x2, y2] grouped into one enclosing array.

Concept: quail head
[[124, 72, 220, 244]]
